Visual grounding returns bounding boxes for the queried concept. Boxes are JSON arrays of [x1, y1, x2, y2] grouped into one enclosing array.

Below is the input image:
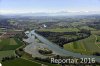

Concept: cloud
[[0, 9, 100, 15]]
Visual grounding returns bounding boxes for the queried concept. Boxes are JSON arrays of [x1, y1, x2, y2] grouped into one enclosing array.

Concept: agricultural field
[[98, 44, 100, 48], [0, 29, 3, 32], [1, 58, 60, 66], [38, 28, 79, 32], [33, 59, 61, 66], [96, 35, 100, 48], [92, 31, 100, 47], [91, 31, 100, 35], [0, 38, 23, 62], [70, 22, 86, 27], [1, 58, 41, 66], [96, 35, 100, 42], [0, 38, 23, 51], [79, 26, 96, 31], [64, 35, 100, 55], [0, 50, 15, 61], [9, 38, 17, 45]]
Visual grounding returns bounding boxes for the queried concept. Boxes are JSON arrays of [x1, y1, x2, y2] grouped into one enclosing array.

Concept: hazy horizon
[[0, 0, 100, 14]]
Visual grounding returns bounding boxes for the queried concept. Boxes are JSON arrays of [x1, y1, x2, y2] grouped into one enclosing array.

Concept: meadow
[[38, 28, 79, 32], [0, 38, 22, 51], [1, 58, 41, 66], [64, 35, 100, 55], [0, 50, 15, 61], [0, 38, 23, 62]]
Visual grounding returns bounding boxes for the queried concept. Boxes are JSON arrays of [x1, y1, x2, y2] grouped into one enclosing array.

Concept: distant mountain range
[[15, 11, 100, 16], [0, 11, 100, 17]]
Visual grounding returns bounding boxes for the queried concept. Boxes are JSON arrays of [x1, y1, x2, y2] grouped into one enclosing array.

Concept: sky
[[0, 0, 100, 14]]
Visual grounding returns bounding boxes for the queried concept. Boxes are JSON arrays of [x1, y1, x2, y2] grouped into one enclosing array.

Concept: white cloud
[[0, 9, 100, 14], [0, 10, 22, 14]]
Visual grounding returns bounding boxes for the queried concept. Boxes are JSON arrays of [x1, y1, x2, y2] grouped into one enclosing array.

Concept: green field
[[33, 59, 60, 66], [92, 31, 100, 47], [96, 35, 100, 48], [1, 58, 60, 66], [98, 44, 100, 47], [0, 38, 23, 51], [0, 38, 23, 62], [0, 50, 15, 62], [39, 28, 79, 32], [10, 38, 17, 45], [79, 26, 96, 31], [91, 31, 100, 35], [64, 35, 100, 54], [2, 58, 41, 66], [97, 35, 100, 42]]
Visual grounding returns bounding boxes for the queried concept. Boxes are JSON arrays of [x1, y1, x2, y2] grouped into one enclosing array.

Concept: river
[[25, 30, 100, 62]]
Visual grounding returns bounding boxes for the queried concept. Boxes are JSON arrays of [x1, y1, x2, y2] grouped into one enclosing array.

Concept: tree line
[[35, 29, 91, 47]]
